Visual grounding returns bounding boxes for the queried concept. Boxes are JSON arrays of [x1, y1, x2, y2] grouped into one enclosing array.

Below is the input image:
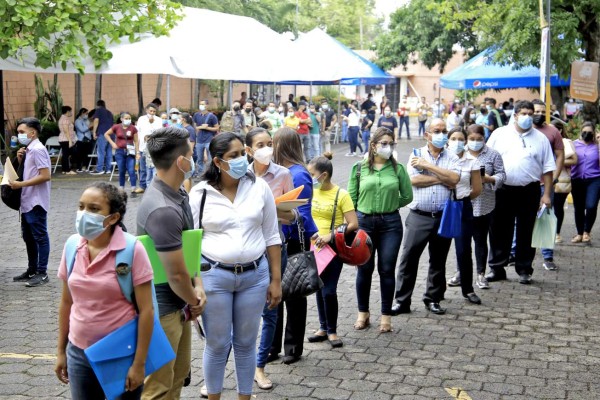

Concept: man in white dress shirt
[[485, 100, 555, 284]]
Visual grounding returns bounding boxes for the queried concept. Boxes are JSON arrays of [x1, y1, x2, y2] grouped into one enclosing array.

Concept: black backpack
[[1, 153, 26, 211]]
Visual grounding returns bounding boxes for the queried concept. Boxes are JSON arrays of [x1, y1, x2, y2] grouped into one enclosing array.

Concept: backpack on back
[[220, 111, 235, 133]]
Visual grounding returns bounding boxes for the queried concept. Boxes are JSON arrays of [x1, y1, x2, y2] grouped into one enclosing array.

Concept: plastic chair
[[45, 136, 62, 173], [329, 124, 339, 145], [87, 142, 98, 171]]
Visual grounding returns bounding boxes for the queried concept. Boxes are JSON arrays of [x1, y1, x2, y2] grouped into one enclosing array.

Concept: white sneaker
[[200, 385, 208, 398], [345, 152, 355, 157]]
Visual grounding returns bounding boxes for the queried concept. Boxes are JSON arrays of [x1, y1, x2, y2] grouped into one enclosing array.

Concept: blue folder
[[84, 316, 175, 400]]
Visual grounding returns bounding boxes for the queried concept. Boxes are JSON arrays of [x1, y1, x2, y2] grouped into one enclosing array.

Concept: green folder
[[137, 229, 203, 285]]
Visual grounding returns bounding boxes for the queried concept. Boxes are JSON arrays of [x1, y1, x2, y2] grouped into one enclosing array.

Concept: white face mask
[[252, 146, 273, 165], [376, 146, 392, 159], [199, 105, 206, 111]]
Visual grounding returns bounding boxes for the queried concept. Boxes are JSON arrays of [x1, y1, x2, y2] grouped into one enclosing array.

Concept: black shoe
[[282, 355, 301, 365], [13, 271, 35, 282], [307, 333, 328, 343], [265, 353, 280, 363], [390, 302, 411, 316], [464, 293, 482, 305], [26, 273, 49, 287], [485, 269, 507, 282], [328, 339, 344, 348], [508, 255, 516, 266], [518, 274, 532, 284], [183, 370, 191, 387], [424, 302, 446, 315]]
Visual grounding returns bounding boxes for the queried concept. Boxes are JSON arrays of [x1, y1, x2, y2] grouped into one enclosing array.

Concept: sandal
[[583, 233, 591, 243], [254, 375, 273, 390], [379, 315, 393, 333], [572, 235, 583, 243], [353, 312, 370, 330]]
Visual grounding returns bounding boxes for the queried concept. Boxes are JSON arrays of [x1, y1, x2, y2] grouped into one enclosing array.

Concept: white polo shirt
[[487, 124, 555, 186]]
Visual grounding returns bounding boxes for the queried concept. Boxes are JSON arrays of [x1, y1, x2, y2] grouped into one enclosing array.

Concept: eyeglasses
[[376, 141, 396, 147]]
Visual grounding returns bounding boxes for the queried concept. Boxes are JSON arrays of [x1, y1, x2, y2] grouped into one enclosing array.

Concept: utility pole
[[295, 0, 299, 39], [360, 16, 364, 50]]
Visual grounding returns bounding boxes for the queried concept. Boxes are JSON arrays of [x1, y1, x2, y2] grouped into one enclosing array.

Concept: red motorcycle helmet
[[334, 224, 373, 266]]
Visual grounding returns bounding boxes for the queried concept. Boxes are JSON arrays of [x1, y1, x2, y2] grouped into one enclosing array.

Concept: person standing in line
[[570, 122, 600, 244], [348, 127, 413, 332], [417, 97, 429, 137], [321, 101, 337, 153], [74, 108, 93, 172], [58, 106, 78, 175], [136, 103, 163, 194], [397, 95, 411, 139], [344, 101, 363, 157], [485, 101, 555, 284], [91, 100, 114, 175], [270, 128, 318, 365], [245, 128, 294, 390], [564, 98, 579, 121], [341, 102, 350, 143], [189, 133, 281, 399], [193, 100, 220, 174], [138, 127, 206, 399], [431, 98, 445, 119], [104, 112, 141, 194], [360, 93, 377, 123], [377, 106, 399, 140], [380, 95, 389, 116], [284, 106, 300, 131], [391, 119, 460, 316], [475, 106, 491, 140], [10, 117, 52, 287], [308, 104, 322, 160], [308, 153, 358, 347], [443, 128, 483, 304], [295, 101, 312, 162], [259, 102, 284, 136], [55, 183, 154, 400], [360, 109, 373, 153], [551, 121, 577, 244], [446, 102, 463, 131]]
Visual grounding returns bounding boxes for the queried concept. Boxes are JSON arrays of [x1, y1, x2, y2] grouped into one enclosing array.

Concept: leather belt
[[203, 255, 263, 274], [411, 209, 444, 218]]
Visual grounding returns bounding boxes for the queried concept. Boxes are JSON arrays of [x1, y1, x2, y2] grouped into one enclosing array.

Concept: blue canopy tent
[[440, 48, 570, 90]]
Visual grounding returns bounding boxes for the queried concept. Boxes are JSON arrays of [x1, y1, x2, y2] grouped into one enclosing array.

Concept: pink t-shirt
[[58, 226, 153, 349]]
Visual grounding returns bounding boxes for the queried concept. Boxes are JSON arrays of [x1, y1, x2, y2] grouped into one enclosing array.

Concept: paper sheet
[[0, 159, 17, 185]]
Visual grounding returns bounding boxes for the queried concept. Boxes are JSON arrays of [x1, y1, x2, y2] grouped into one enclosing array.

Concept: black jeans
[[394, 210, 452, 308], [270, 238, 308, 358], [76, 140, 93, 170], [453, 199, 475, 296], [488, 182, 540, 275], [472, 213, 492, 275], [315, 256, 343, 335], [554, 192, 568, 234], [59, 141, 74, 172]]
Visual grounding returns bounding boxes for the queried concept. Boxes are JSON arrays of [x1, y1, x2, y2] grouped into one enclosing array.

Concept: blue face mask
[[517, 115, 533, 131], [222, 155, 248, 180], [312, 173, 324, 190], [431, 133, 448, 149], [179, 156, 195, 180], [76, 210, 111, 240], [468, 140, 484, 152], [448, 140, 465, 154]]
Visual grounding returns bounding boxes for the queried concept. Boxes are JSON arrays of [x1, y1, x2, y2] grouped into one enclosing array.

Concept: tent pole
[[273, 83, 276, 103], [337, 81, 342, 128], [166, 75, 171, 111], [228, 80, 233, 107], [309, 82, 313, 103]]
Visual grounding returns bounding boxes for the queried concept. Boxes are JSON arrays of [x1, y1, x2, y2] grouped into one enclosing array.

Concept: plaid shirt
[[471, 145, 506, 217]]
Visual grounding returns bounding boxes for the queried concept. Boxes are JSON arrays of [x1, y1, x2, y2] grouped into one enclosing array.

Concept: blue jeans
[[571, 176, 600, 235], [114, 149, 137, 188], [356, 211, 403, 315], [138, 152, 148, 189], [96, 135, 113, 173], [361, 129, 371, 150], [298, 133, 310, 163], [540, 185, 555, 260], [315, 256, 344, 334], [21, 205, 50, 274], [195, 142, 211, 174], [146, 167, 156, 184], [399, 116, 410, 138], [67, 342, 142, 400], [347, 126, 362, 154], [256, 246, 287, 368], [418, 120, 426, 136], [201, 256, 270, 395], [308, 134, 321, 161], [341, 120, 348, 142]]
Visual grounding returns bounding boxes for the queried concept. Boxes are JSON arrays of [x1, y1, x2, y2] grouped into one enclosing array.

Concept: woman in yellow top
[[58, 105, 78, 175], [307, 152, 358, 348], [284, 106, 300, 131]]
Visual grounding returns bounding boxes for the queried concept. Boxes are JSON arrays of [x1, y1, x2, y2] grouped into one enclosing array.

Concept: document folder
[[138, 229, 203, 284], [84, 316, 175, 400]]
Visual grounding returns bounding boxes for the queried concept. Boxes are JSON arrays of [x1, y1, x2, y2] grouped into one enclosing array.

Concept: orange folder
[[275, 185, 304, 205]]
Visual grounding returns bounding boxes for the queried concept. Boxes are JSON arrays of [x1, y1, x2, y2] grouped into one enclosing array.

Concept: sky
[[375, 0, 409, 27]]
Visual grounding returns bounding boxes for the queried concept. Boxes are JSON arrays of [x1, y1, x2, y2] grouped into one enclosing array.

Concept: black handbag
[[282, 212, 323, 300], [1, 152, 26, 211]]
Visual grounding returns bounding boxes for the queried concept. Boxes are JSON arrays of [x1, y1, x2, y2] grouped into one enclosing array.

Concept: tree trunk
[[156, 74, 163, 101], [193, 79, 200, 110], [74, 75, 82, 112], [218, 80, 225, 108], [580, 14, 600, 125], [137, 74, 144, 116], [95, 75, 102, 102]]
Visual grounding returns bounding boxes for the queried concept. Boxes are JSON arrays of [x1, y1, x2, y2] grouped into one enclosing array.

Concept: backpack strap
[[65, 234, 82, 278], [330, 188, 341, 233], [198, 189, 207, 229], [354, 161, 363, 206]]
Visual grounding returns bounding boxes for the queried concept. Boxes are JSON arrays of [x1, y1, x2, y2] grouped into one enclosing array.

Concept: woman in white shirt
[[343, 101, 363, 157], [189, 132, 282, 399], [445, 127, 483, 304]]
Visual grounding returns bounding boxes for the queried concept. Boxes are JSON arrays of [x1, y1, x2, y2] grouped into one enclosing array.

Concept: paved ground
[[1, 125, 600, 399]]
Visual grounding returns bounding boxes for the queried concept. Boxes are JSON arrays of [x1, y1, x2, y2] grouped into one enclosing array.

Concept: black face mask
[[582, 131, 594, 142], [245, 108, 252, 113], [233, 106, 240, 111], [532, 114, 545, 126]]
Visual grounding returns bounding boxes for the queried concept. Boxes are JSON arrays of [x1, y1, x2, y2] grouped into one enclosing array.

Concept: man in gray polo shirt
[[137, 127, 206, 399]]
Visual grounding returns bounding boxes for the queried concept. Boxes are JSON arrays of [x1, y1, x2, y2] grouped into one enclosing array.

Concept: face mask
[[122, 119, 131, 126], [268, 107, 275, 113], [486, 105, 492, 111], [245, 108, 252, 113], [431, 133, 448, 149], [361, 114, 367, 118], [376, 145, 393, 159], [253, 146, 273, 165], [582, 131, 594, 142], [569, 99, 574, 103], [287, 112, 295, 118], [199, 105, 206, 111], [384, 111, 391, 117], [233, 106, 240, 111], [468, 140, 484, 152], [76, 210, 111, 241], [222, 155, 248, 180], [83, 115, 89, 120], [470, 113, 476, 119], [532, 114, 545, 126], [517, 115, 533, 131], [171, 115, 179, 121], [17, 133, 32, 145], [162, 119, 168, 124], [178, 156, 195, 180], [322, 105, 329, 110], [278, 107, 284, 112], [434, 101, 439, 105], [448, 140, 465, 154], [312, 176, 323, 190]]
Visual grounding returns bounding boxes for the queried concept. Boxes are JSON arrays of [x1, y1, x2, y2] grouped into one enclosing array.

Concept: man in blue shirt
[[91, 100, 114, 174], [377, 106, 399, 139], [192, 100, 219, 173]]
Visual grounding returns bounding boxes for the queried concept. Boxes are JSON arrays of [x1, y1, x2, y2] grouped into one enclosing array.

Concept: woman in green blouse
[[347, 127, 413, 333]]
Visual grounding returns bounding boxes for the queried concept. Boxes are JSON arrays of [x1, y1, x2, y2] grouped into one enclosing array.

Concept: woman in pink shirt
[[55, 183, 154, 399]]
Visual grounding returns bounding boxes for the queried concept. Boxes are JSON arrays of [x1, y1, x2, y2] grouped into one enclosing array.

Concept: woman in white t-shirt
[[445, 127, 483, 305]]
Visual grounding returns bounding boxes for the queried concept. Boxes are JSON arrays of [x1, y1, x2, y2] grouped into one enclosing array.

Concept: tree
[[0, 0, 182, 74]]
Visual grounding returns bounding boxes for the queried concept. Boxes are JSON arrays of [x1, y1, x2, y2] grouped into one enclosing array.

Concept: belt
[[411, 209, 443, 218], [203, 255, 263, 274], [359, 211, 398, 217]]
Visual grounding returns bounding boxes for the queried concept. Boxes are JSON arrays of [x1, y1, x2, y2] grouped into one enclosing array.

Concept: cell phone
[[200, 263, 211, 272]]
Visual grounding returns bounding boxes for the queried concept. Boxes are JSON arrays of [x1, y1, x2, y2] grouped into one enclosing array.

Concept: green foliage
[[39, 121, 60, 144], [316, 86, 350, 106], [454, 89, 487, 104], [33, 74, 63, 122], [0, 1, 183, 73]]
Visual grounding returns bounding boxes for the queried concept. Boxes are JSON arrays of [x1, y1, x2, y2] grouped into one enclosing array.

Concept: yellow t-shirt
[[284, 116, 300, 130], [311, 185, 355, 236]]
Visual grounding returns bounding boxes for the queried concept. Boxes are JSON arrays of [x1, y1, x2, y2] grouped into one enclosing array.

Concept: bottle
[[413, 148, 423, 173], [10, 136, 17, 148]]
